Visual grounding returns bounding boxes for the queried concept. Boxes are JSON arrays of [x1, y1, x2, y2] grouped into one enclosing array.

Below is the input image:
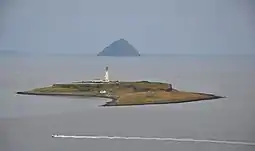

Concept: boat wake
[[52, 134, 255, 146]]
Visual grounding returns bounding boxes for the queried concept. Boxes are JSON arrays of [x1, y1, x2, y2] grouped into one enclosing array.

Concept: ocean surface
[[1, 54, 255, 151]]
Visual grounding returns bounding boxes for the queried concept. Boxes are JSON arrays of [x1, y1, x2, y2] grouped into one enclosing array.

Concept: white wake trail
[[52, 134, 255, 146]]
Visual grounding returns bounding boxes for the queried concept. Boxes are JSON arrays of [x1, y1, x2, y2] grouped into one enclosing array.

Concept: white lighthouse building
[[104, 66, 109, 82]]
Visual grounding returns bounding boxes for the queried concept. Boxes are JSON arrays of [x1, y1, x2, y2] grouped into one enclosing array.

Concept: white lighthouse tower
[[104, 66, 109, 82]]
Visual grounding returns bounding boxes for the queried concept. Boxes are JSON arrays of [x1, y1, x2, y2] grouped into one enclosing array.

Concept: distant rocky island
[[97, 39, 140, 56]]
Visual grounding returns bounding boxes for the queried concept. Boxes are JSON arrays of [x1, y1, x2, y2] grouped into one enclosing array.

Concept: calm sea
[[1, 54, 255, 151]]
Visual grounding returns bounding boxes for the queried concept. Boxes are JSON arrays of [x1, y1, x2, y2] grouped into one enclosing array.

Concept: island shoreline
[[16, 91, 224, 107]]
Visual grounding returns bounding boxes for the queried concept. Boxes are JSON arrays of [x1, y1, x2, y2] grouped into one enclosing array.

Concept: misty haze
[[1, 0, 255, 151]]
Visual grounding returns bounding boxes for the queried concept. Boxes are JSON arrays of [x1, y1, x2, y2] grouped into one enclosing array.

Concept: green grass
[[46, 81, 170, 93], [32, 87, 79, 92]]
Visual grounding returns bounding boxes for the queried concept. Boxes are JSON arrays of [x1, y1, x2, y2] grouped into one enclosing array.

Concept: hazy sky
[[0, 0, 254, 54]]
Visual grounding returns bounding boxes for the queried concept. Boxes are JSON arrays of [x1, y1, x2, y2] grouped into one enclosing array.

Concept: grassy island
[[17, 81, 223, 106]]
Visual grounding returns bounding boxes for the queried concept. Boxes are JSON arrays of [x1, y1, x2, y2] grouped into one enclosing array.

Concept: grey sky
[[0, 0, 254, 54]]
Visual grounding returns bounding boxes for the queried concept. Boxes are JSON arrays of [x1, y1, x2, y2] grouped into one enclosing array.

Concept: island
[[16, 67, 224, 106], [16, 81, 223, 107], [97, 39, 140, 56]]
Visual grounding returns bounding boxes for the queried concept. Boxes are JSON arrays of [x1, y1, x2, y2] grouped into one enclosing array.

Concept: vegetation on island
[[17, 81, 223, 106]]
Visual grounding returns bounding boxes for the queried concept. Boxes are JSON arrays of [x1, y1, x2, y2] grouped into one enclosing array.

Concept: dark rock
[[97, 39, 140, 56]]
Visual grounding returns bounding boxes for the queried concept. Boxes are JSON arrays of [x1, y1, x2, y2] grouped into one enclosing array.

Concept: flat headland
[[16, 81, 224, 106]]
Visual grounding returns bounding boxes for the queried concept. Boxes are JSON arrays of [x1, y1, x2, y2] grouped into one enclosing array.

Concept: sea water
[[1, 54, 255, 151]]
